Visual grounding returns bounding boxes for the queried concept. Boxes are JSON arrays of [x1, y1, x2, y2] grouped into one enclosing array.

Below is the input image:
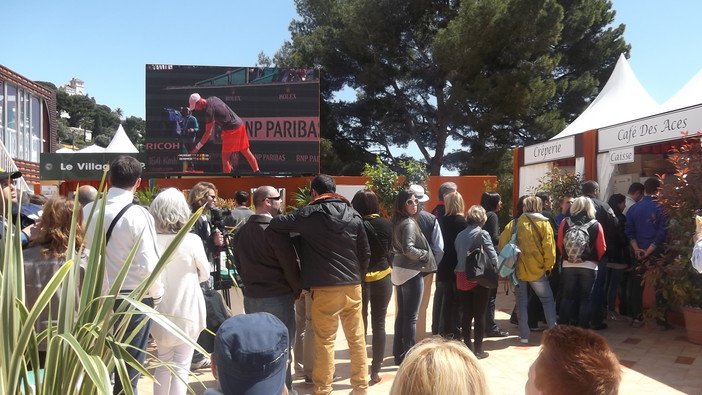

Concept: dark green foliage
[[56, 90, 144, 150], [279, 0, 629, 177]]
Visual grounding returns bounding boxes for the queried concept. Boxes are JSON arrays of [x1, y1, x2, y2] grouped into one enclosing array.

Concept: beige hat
[[409, 184, 429, 202], [188, 93, 202, 110]]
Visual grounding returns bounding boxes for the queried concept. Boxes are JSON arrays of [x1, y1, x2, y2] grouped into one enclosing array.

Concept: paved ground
[[139, 283, 702, 394]]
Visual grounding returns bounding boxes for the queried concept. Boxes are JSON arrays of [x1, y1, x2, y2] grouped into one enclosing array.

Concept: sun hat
[[409, 184, 430, 202]]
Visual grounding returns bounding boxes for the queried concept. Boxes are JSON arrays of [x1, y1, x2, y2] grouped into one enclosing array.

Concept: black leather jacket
[[269, 195, 370, 289]]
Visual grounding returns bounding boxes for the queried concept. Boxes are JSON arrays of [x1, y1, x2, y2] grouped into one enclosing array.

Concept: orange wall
[[61, 175, 496, 209]]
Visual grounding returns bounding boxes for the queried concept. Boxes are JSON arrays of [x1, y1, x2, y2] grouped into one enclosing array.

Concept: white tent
[[550, 54, 659, 140], [65, 124, 137, 154], [105, 124, 138, 153], [659, 68, 702, 113], [77, 144, 106, 153], [56, 147, 77, 153]]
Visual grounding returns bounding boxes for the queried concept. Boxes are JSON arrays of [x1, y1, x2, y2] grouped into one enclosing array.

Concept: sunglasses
[[267, 195, 282, 201], [406, 199, 419, 206]]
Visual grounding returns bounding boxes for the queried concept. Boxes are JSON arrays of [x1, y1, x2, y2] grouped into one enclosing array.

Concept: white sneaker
[[190, 357, 211, 371], [520, 338, 529, 344]]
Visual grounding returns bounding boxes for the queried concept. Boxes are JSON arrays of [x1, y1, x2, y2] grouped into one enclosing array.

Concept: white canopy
[[550, 54, 659, 140], [659, 68, 702, 113], [56, 147, 77, 153], [105, 124, 139, 153], [77, 144, 106, 153]]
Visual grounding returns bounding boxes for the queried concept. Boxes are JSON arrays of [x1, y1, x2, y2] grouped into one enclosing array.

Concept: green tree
[[122, 116, 146, 150], [279, 0, 629, 176], [93, 133, 112, 148], [362, 156, 428, 216]]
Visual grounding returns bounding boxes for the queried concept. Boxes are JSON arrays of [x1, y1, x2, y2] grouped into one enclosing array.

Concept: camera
[[208, 207, 243, 291], [209, 207, 232, 231]]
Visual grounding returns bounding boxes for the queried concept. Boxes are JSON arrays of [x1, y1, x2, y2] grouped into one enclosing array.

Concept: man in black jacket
[[232, 185, 302, 393], [269, 175, 370, 395]]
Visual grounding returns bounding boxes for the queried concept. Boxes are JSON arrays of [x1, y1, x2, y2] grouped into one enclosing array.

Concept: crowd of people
[[4, 156, 676, 394]]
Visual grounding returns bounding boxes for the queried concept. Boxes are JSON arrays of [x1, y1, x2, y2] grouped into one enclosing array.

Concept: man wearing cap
[[269, 174, 370, 395], [206, 312, 290, 395], [0, 169, 35, 247], [188, 93, 260, 174], [231, 185, 302, 393], [408, 184, 444, 342]]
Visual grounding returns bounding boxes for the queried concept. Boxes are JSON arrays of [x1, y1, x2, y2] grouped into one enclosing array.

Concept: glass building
[[0, 65, 57, 189]]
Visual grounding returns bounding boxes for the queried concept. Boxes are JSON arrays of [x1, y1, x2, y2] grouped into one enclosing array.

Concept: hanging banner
[[599, 104, 702, 152], [523, 136, 575, 165]]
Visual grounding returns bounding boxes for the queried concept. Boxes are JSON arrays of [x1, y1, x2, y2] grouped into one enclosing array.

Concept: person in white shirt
[[623, 182, 644, 215], [82, 155, 163, 395], [149, 188, 209, 395]]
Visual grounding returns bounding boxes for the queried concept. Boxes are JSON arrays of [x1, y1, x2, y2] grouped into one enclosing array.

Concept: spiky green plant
[[291, 184, 312, 210], [0, 173, 207, 394]]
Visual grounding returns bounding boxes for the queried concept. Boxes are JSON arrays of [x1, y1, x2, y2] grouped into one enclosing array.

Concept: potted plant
[[1, 179, 207, 393], [644, 136, 702, 344]]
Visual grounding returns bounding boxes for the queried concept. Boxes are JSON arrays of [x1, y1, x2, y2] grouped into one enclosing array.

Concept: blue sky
[[2, 0, 701, 172]]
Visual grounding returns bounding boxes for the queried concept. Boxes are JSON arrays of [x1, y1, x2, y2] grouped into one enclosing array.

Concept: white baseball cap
[[188, 93, 202, 110], [409, 184, 429, 202]]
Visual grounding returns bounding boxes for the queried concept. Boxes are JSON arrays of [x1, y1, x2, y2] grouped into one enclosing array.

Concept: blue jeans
[[560, 267, 596, 328], [393, 273, 423, 363], [362, 275, 393, 374], [590, 257, 608, 326], [113, 298, 153, 395], [244, 294, 296, 390], [517, 275, 557, 340]]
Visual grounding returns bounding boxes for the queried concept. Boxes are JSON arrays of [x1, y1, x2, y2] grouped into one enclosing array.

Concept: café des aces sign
[[599, 104, 702, 152], [523, 137, 575, 165]]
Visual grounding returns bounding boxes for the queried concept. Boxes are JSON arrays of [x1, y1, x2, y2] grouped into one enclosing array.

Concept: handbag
[[465, 231, 499, 289], [498, 219, 521, 285]]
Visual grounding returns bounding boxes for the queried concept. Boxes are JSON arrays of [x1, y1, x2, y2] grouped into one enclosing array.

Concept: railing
[[0, 139, 30, 192]]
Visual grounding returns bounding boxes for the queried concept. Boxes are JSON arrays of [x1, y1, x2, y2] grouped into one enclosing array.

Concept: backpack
[[497, 219, 521, 285], [563, 218, 597, 263]]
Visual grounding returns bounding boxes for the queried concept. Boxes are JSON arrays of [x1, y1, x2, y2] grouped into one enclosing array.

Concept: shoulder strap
[[525, 215, 544, 255], [106, 203, 134, 244]]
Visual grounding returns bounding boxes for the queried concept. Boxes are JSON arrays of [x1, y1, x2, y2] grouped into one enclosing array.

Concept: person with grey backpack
[[557, 196, 606, 328]]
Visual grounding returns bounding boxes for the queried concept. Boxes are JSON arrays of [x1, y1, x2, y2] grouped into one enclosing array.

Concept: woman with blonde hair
[[499, 195, 557, 344], [433, 191, 467, 339], [150, 188, 209, 394], [454, 205, 498, 359], [389, 337, 489, 395], [557, 196, 606, 328]]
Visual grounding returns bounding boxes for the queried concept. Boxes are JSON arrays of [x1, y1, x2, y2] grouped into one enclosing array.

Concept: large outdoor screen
[[145, 65, 321, 176]]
